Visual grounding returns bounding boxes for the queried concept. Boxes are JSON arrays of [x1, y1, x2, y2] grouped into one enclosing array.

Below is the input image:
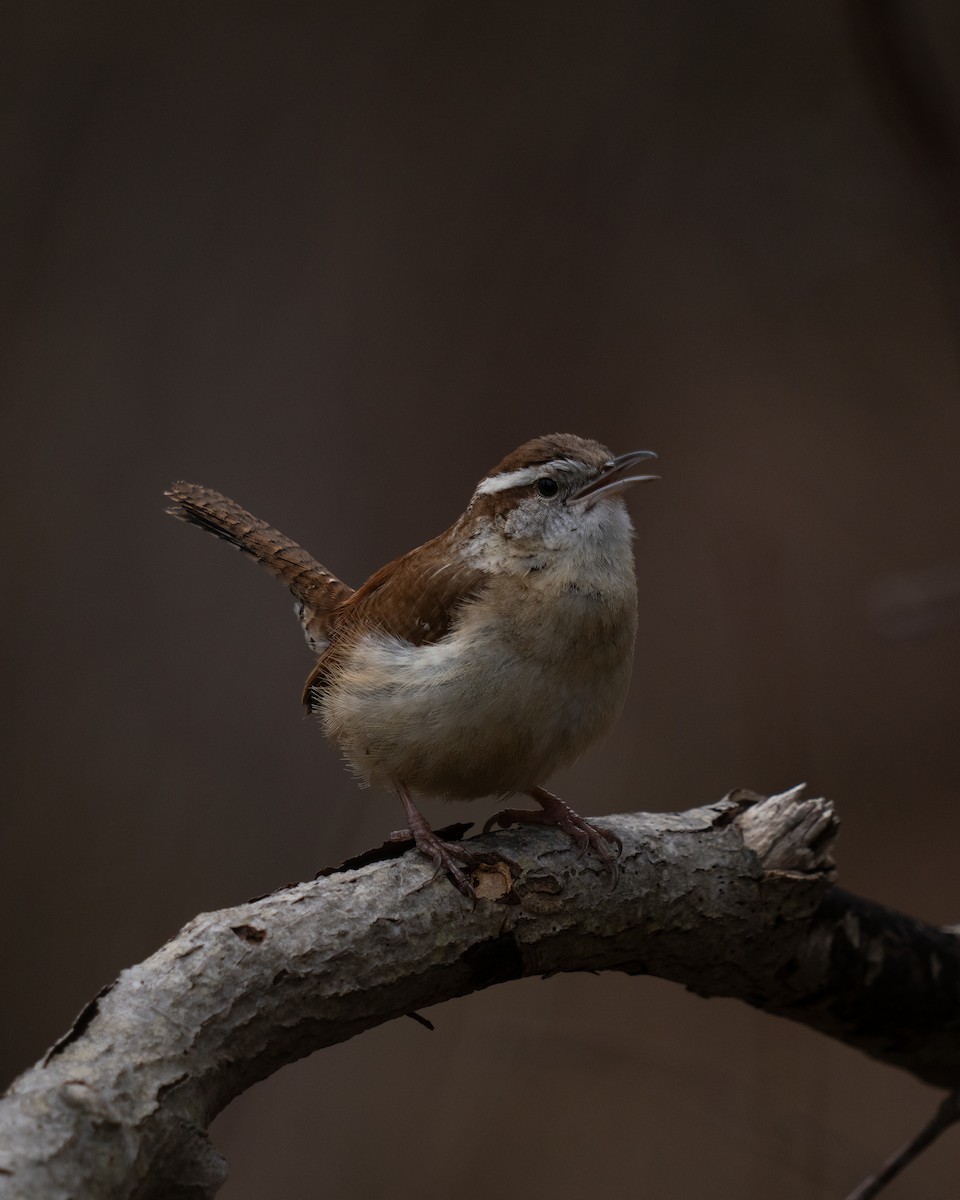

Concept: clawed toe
[[397, 786, 478, 900], [424, 843, 477, 900], [483, 788, 623, 886], [482, 808, 539, 835], [570, 819, 621, 887]]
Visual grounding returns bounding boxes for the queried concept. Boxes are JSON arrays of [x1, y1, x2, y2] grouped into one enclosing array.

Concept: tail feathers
[[165, 482, 353, 653]]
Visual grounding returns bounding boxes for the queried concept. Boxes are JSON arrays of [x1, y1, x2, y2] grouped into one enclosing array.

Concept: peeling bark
[[1, 788, 958, 1199]]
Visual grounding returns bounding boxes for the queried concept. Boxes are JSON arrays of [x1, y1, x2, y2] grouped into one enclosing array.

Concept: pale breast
[[319, 571, 637, 799]]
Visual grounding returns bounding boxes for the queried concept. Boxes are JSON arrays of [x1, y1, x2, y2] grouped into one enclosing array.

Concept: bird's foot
[[416, 831, 480, 900], [395, 787, 478, 900], [483, 786, 622, 886]]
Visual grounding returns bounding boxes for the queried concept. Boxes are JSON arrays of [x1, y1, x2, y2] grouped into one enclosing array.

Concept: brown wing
[[302, 534, 490, 710]]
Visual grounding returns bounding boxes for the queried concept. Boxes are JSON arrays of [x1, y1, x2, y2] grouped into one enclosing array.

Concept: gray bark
[[1, 787, 958, 1199]]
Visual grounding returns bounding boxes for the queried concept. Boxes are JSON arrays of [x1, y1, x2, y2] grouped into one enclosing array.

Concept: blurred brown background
[[3, 2, 960, 1196]]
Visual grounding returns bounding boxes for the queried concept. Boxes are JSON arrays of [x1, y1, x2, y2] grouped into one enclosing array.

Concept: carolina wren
[[166, 433, 657, 897]]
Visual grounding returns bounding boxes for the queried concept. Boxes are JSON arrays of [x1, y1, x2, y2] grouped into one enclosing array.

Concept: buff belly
[[320, 595, 636, 798]]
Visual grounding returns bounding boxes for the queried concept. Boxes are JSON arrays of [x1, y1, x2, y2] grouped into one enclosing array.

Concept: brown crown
[[484, 433, 612, 479]]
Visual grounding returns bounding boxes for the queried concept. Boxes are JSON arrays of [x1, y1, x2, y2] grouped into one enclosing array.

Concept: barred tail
[[165, 482, 352, 653]]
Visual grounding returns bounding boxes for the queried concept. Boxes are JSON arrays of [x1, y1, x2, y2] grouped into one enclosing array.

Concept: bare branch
[[0, 788, 958, 1199], [845, 1089, 960, 1200]]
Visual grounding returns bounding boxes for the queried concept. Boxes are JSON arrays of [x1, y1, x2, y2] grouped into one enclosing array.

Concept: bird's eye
[[537, 477, 559, 497]]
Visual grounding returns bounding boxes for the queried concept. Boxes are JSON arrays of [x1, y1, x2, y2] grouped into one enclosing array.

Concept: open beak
[[569, 450, 659, 505]]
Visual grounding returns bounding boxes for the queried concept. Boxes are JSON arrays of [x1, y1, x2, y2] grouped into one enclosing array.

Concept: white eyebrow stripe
[[475, 458, 581, 495]]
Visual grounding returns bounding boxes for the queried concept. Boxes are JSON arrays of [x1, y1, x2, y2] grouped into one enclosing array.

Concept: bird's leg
[[483, 786, 622, 884], [395, 785, 478, 899]]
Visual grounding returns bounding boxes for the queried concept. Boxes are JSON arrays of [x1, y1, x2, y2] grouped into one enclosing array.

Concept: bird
[[165, 433, 657, 897]]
